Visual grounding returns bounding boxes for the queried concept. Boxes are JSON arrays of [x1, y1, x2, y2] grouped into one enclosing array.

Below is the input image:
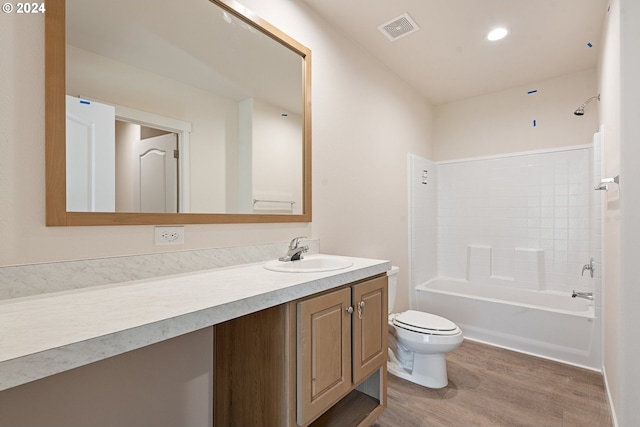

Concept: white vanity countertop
[[0, 255, 390, 391]]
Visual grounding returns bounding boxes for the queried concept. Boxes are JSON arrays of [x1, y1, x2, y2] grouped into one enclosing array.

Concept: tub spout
[[572, 291, 594, 301]]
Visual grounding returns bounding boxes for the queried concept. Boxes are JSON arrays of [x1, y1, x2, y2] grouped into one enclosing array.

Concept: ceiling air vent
[[378, 13, 420, 42]]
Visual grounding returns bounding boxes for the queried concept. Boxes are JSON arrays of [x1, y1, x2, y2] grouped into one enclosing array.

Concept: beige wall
[[238, 0, 435, 311], [67, 45, 235, 214], [619, 0, 640, 421], [4, 0, 639, 424], [0, 328, 214, 427], [0, 1, 433, 422], [434, 69, 599, 161], [251, 98, 303, 214], [0, 0, 433, 294]]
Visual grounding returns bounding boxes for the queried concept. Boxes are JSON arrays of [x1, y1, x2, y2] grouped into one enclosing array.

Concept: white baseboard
[[602, 366, 619, 427]]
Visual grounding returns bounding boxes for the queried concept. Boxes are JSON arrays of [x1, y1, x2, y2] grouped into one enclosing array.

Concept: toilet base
[[387, 348, 450, 389]]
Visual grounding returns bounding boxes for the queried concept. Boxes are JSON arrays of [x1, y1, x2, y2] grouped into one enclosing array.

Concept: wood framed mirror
[[45, 0, 311, 226]]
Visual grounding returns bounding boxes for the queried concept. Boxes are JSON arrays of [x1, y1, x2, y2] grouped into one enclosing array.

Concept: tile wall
[[437, 146, 597, 294]]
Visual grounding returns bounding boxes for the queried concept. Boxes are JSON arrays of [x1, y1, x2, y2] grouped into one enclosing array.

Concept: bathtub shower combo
[[416, 277, 598, 369], [407, 140, 603, 371]]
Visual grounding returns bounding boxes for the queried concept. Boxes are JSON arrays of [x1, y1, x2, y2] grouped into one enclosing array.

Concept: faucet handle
[[289, 236, 307, 249], [581, 258, 595, 278]]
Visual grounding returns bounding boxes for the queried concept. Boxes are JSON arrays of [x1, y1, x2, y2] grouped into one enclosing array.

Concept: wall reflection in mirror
[[65, 0, 304, 214]]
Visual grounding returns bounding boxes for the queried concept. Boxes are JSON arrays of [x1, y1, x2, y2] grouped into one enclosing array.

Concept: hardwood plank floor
[[374, 340, 611, 427]]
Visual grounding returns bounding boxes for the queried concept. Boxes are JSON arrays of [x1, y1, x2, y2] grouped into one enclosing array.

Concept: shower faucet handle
[[581, 258, 595, 278]]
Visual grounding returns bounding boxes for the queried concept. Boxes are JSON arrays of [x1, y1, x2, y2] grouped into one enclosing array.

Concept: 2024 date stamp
[[2, 2, 46, 14]]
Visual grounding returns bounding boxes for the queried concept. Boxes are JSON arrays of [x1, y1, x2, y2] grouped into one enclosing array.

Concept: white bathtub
[[415, 278, 601, 370]]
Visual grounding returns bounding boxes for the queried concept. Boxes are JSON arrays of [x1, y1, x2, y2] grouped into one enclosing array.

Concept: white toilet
[[386, 267, 463, 389]]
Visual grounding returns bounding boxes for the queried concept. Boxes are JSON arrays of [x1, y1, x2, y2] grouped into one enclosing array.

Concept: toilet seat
[[392, 310, 460, 336]]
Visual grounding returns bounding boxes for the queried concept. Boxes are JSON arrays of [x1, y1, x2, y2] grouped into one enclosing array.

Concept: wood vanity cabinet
[[214, 274, 388, 427]]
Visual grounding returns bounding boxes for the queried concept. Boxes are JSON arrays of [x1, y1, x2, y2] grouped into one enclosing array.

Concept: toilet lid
[[393, 310, 459, 335]]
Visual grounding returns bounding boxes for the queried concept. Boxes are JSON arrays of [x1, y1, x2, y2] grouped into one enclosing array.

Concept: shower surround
[[438, 145, 598, 294], [409, 140, 602, 368]]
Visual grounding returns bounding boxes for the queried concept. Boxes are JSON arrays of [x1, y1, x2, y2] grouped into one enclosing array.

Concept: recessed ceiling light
[[487, 27, 509, 41]]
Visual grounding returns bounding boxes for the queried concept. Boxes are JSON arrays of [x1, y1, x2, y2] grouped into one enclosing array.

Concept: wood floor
[[374, 340, 612, 427]]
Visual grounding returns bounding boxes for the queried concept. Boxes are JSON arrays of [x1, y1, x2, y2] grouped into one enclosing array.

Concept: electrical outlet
[[154, 226, 185, 245]]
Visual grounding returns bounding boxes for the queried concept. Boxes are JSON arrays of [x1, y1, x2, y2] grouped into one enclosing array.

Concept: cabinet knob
[[345, 306, 354, 314]]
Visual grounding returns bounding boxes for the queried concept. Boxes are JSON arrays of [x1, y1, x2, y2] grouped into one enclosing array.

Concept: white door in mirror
[[66, 96, 116, 212]]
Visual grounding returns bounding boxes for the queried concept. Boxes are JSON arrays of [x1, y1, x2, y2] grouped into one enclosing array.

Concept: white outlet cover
[[154, 226, 185, 245]]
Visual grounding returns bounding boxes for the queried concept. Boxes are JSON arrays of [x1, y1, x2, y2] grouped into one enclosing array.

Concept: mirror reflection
[[65, 0, 305, 215]]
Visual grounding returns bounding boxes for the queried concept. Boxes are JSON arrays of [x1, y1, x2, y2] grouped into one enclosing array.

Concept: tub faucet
[[279, 236, 309, 262], [581, 258, 594, 278], [572, 290, 594, 301]]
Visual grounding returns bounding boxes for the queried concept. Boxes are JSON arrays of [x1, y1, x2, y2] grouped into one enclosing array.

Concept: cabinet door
[[352, 276, 388, 384], [297, 287, 352, 426]]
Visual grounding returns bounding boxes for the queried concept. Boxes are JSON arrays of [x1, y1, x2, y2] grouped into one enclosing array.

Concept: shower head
[[574, 94, 600, 116]]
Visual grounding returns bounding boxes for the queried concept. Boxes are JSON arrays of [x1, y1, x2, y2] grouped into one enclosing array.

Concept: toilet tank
[[387, 266, 399, 313]]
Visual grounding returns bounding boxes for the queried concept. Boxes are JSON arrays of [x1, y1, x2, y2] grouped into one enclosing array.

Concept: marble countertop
[[0, 255, 390, 391]]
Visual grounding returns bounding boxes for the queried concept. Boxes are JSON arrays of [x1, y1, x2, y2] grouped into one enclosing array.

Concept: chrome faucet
[[572, 290, 594, 301], [581, 258, 594, 278], [279, 236, 309, 262]]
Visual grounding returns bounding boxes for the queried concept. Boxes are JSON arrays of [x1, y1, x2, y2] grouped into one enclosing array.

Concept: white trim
[[80, 96, 192, 212], [407, 153, 416, 310], [78, 96, 192, 133], [65, 112, 97, 211], [602, 366, 620, 427], [113, 105, 192, 134], [436, 144, 593, 165]]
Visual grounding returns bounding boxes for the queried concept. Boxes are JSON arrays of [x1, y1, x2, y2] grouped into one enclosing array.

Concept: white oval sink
[[264, 255, 353, 273]]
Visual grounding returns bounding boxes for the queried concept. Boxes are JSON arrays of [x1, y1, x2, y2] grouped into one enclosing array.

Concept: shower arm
[[579, 95, 599, 109], [574, 94, 600, 116]]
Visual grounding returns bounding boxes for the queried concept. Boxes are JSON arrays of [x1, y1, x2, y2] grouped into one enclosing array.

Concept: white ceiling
[[299, 0, 608, 105]]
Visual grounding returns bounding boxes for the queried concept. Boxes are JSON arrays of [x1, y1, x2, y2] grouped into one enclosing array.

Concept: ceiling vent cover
[[378, 13, 420, 42]]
